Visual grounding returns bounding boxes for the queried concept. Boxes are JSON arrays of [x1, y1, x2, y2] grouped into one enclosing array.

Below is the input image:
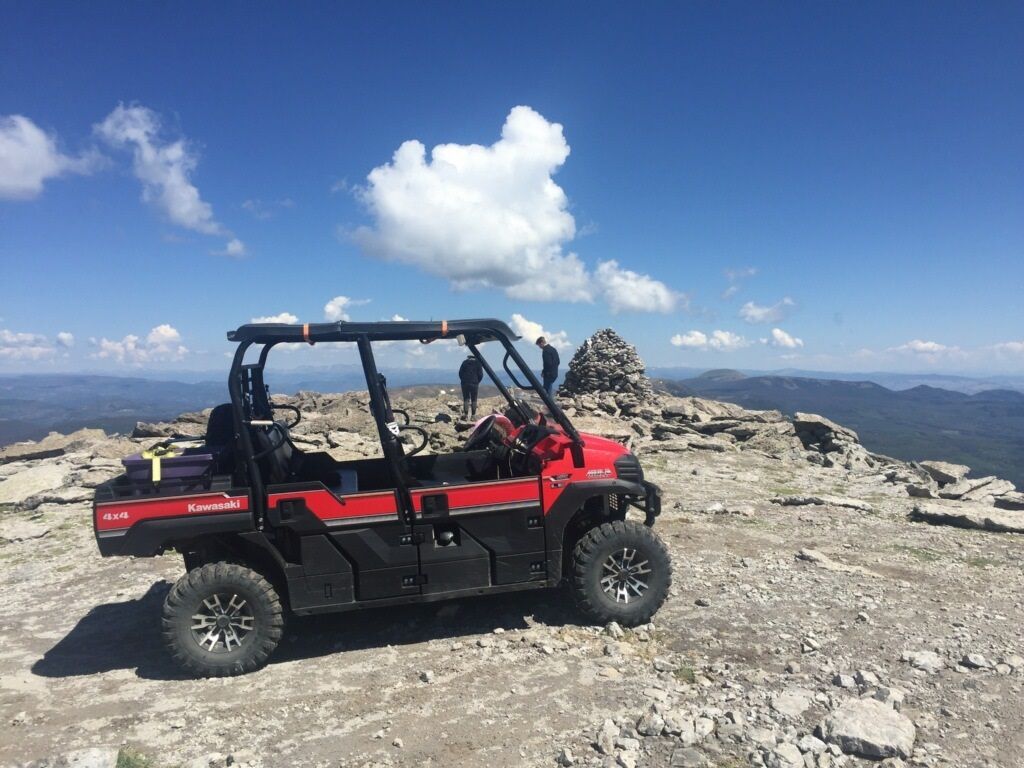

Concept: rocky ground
[[2, 343, 1024, 767]]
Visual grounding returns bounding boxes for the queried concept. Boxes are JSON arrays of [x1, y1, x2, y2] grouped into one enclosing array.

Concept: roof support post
[[357, 335, 414, 523]]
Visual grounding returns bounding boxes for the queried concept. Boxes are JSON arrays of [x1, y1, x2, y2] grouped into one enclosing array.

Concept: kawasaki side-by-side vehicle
[[93, 319, 671, 676]]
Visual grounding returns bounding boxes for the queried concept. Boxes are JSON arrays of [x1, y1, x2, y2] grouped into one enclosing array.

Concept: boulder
[[21, 485, 93, 510], [131, 421, 175, 438], [901, 649, 944, 674], [994, 491, 1024, 511], [919, 460, 970, 486], [796, 548, 879, 577], [938, 476, 998, 499], [793, 412, 859, 446], [906, 484, 937, 499], [771, 495, 874, 513], [817, 698, 916, 759], [771, 687, 814, 719], [0, 463, 70, 506], [766, 743, 804, 768], [0, 428, 107, 465], [961, 478, 1015, 501], [911, 501, 1024, 534]]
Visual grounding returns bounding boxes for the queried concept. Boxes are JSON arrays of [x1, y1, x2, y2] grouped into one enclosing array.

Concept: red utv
[[93, 319, 670, 676]]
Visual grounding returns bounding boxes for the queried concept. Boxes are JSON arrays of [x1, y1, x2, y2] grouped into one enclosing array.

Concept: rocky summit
[[2, 337, 1024, 767], [559, 328, 655, 400]]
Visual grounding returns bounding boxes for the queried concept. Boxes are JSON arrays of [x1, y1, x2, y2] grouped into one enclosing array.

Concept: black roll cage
[[225, 318, 582, 523]]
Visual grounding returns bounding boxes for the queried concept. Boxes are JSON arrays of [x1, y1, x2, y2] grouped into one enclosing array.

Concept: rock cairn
[[559, 329, 654, 400]]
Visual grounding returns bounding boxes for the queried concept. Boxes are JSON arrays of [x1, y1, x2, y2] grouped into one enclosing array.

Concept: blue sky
[[1, 2, 1022, 375]]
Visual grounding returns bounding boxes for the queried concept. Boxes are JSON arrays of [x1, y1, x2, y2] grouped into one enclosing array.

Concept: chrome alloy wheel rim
[[600, 548, 651, 603], [190, 593, 255, 652]]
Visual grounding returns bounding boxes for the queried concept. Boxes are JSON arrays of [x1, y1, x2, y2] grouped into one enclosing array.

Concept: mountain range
[[660, 370, 1024, 487], [3, 368, 1023, 488]]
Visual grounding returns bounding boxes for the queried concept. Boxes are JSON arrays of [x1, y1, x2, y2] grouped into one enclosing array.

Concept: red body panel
[[94, 424, 632, 540], [95, 492, 250, 533], [528, 429, 630, 512], [409, 477, 540, 513], [267, 488, 399, 522]]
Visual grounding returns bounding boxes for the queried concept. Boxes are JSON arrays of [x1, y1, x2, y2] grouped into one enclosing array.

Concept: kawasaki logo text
[[187, 499, 243, 513]]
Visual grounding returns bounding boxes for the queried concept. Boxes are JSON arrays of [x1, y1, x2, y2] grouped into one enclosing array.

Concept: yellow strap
[[141, 445, 179, 483]]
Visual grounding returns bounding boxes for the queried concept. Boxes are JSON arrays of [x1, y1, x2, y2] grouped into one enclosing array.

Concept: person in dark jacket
[[458, 354, 484, 419], [536, 337, 560, 396]]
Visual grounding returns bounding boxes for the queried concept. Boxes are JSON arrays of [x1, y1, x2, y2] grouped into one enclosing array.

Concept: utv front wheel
[[162, 563, 284, 677], [571, 520, 671, 627]]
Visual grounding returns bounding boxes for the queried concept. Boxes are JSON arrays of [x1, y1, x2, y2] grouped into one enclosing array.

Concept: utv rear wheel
[[162, 563, 284, 677], [571, 520, 671, 627]]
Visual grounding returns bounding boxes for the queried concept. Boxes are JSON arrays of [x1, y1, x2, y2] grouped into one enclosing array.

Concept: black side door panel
[[330, 522, 421, 600]]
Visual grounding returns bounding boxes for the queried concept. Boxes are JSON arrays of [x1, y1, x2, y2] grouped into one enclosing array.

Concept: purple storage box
[[122, 446, 221, 484]]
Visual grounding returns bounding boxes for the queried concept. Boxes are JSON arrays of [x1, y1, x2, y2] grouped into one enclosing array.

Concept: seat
[[253, 424, 297, 485], [203, 403, 236, 473], [205, 404, 234, 442]]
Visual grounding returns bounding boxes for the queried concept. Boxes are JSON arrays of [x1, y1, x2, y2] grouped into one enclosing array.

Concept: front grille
[[614, 453, 644, 484]]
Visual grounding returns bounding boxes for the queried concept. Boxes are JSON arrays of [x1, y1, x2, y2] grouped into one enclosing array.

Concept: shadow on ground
[[32, 580, 584, 681]]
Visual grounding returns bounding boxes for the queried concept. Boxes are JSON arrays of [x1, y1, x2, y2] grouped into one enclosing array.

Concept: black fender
[[544, 479, 648, 581], [96, 512, 253, 558], [178, 531, 301, 611]]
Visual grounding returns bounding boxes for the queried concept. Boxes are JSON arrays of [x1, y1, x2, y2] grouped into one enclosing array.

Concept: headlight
[[613, 453, 644, 484]]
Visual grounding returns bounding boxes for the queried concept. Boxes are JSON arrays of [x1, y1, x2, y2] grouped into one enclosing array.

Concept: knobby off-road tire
[[571, 520, 671, 627], [162, 562, 284, 677]]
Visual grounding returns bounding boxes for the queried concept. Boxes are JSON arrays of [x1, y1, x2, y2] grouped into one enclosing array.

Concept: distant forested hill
[[658, 371, 1024, 487], [0, 375, 225, 444]]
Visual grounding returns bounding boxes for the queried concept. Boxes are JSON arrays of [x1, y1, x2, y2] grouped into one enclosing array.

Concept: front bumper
[[640, 480, 662, 526]]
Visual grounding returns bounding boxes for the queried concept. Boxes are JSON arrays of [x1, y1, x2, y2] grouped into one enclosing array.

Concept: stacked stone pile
[[559, 328, 654, 400]]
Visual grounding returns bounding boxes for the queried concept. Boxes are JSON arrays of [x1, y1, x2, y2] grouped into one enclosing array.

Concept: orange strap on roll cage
[[303, 323, 314, 345]]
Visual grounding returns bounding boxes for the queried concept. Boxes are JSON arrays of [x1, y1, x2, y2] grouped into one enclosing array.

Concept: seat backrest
[[205, 403, 235, 446], [253, 425, 295, 485]]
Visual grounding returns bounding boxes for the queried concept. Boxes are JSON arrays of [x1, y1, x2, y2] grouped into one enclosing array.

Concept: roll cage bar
[[225, 318, 582, 522]]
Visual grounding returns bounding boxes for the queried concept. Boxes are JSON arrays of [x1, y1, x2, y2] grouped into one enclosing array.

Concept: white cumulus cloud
[[594, 260, 679, 313], [251, 312, 298, 324], [352, 106, 675, 311], [0, 115, 100, 200], [889, 339, 954, 355], [323, 296, 370, 322], [993, 341, 1024, 355], [671, 329, 748, 351], [56, 331, 75, 348], [739, 297, 795, 324], [509, 313, 571, 350], [91, 324, 188, 365], [766, 327, 804, 349], [95, 104, 242, 253], [0, 328, 58, 360], [670, 330, 708, 349], [215, 238, 246, 258]]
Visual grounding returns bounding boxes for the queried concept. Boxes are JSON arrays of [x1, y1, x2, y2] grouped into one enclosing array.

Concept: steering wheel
[[398, 424, 429, 456], [463, 414, 498, 452], [507, 423, 553, 475]]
